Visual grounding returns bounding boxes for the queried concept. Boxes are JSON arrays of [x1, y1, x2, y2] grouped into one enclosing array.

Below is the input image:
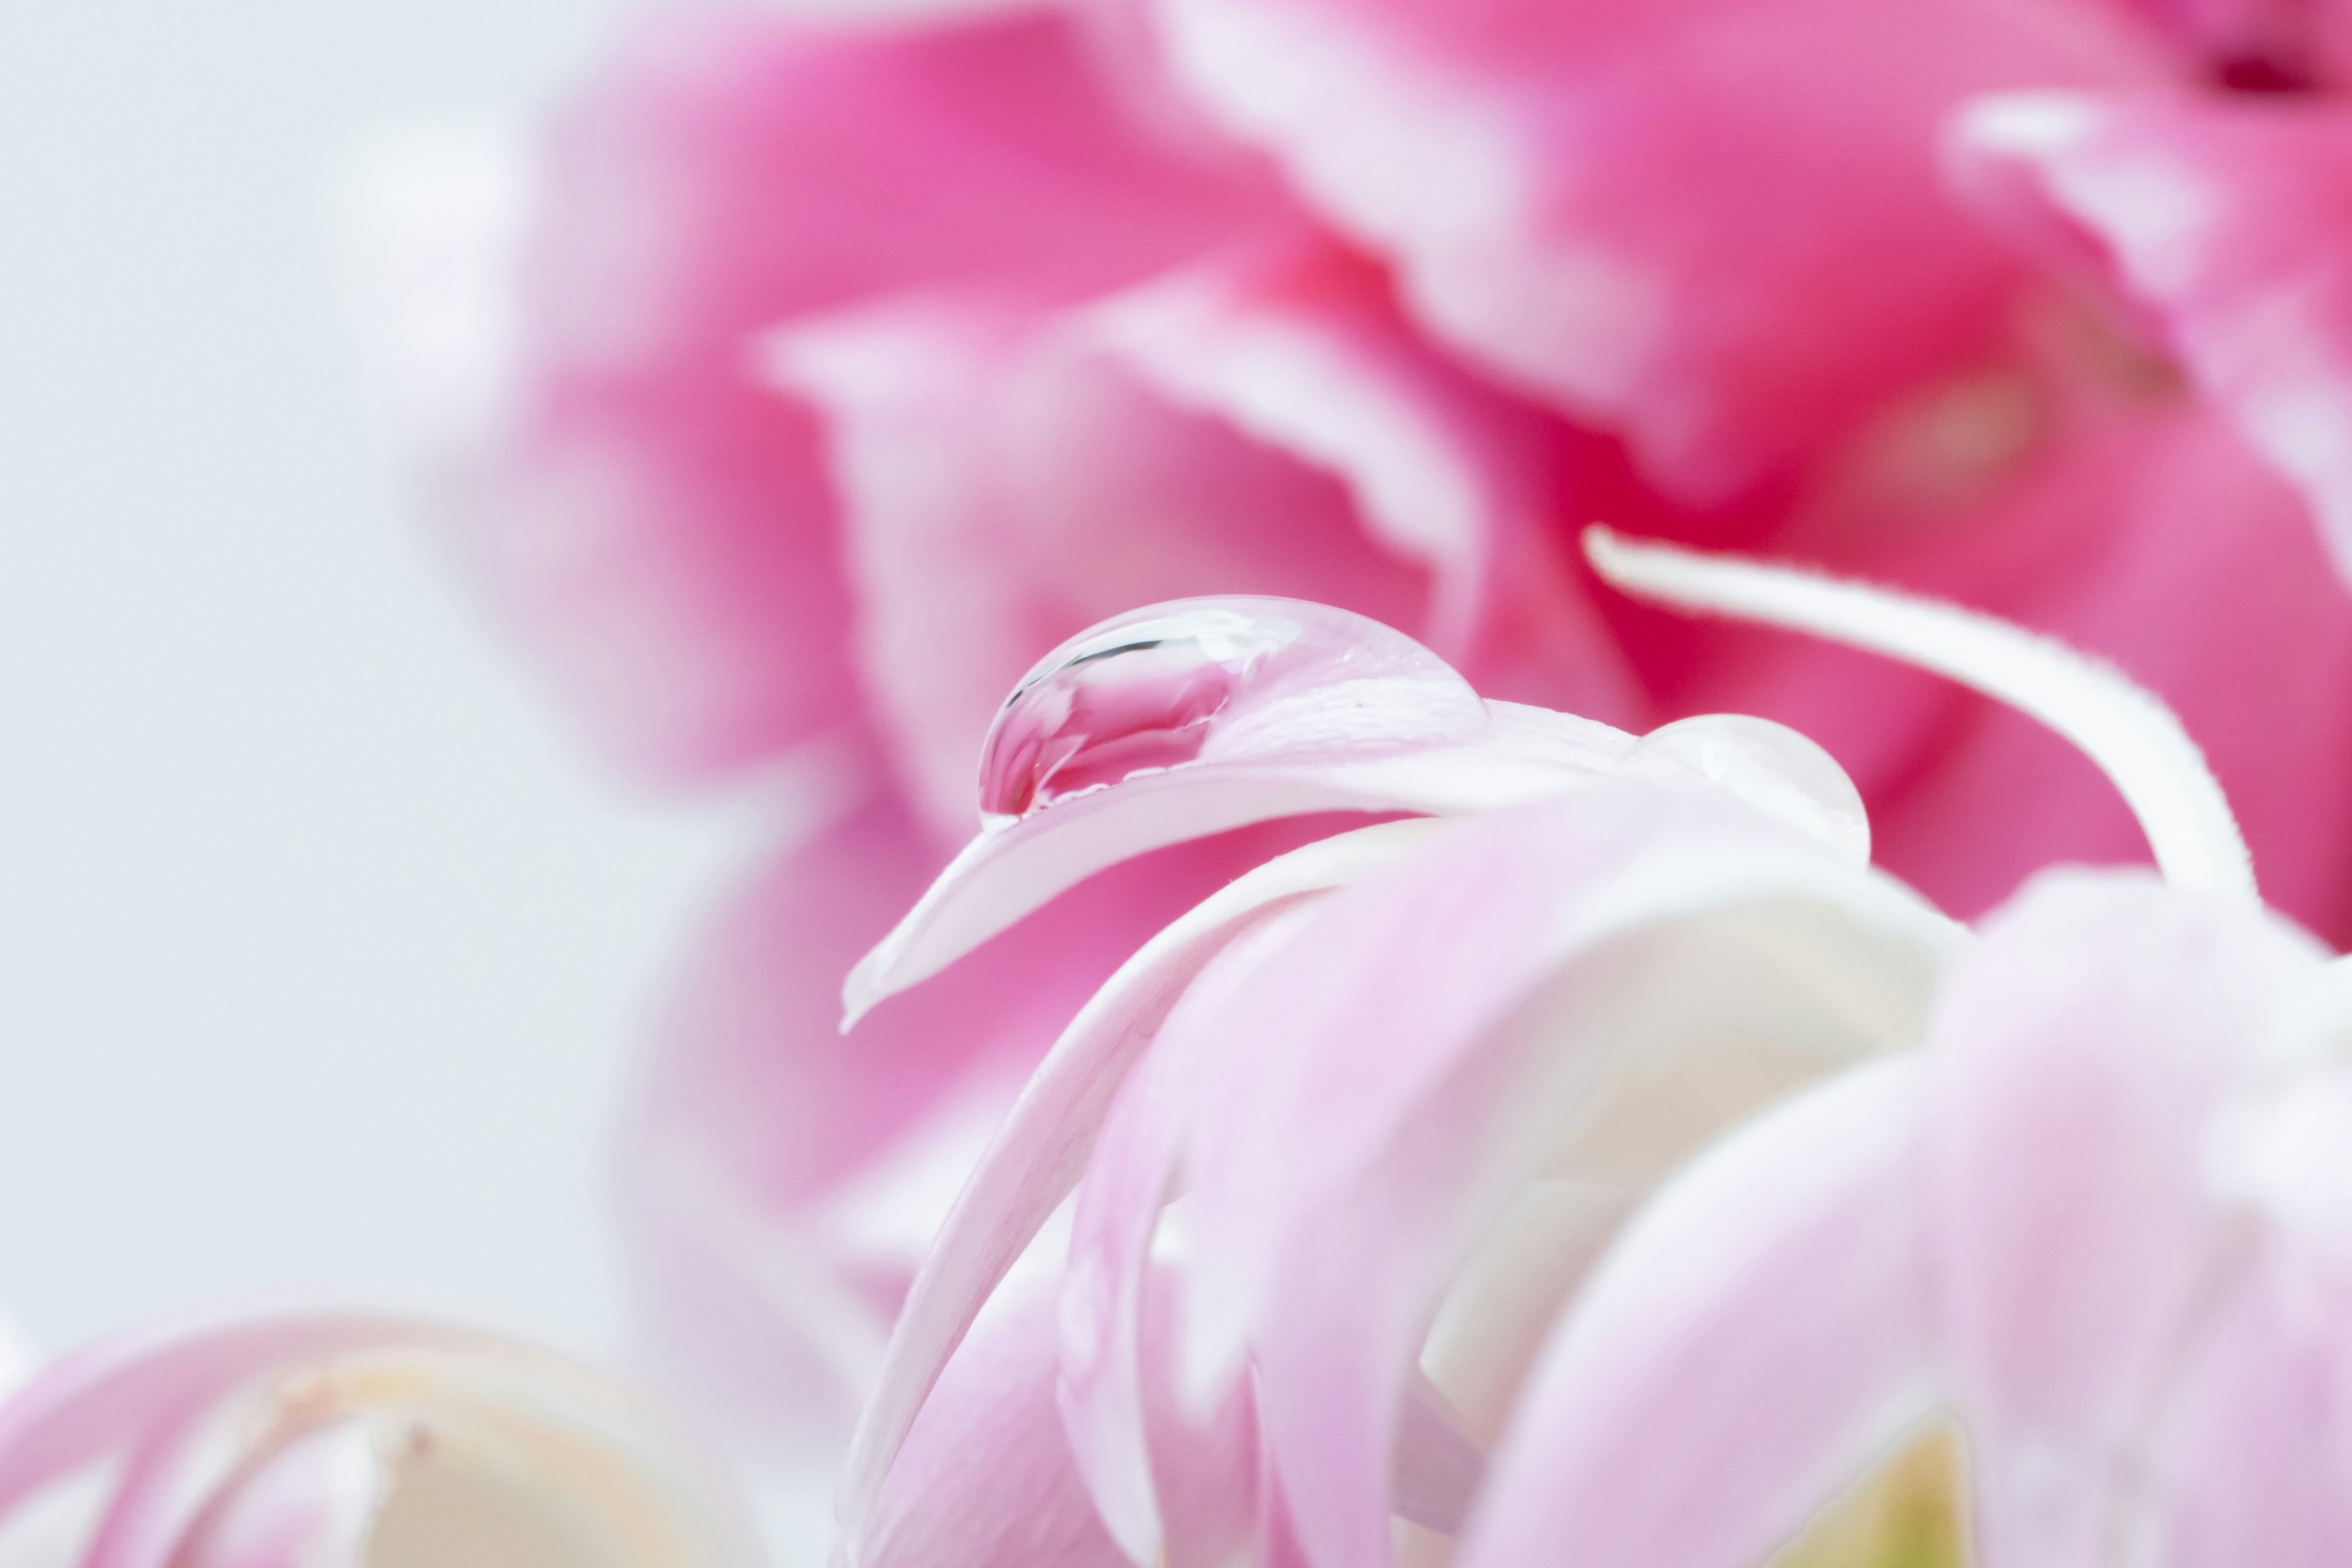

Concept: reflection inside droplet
[[979, 606, 1306, 820]]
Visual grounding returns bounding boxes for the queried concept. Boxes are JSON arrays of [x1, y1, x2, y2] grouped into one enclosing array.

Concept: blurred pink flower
[[0, 1305, 752, 1568], [835, 537, 2335, 1567], [399, 0, 2352, 1455]]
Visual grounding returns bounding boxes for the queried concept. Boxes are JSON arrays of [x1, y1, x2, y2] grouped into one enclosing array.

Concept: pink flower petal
[[1920, 869, 2329, 1562], [1056, 900, 1333, 1564], [1160, 785, 1954, 1568], [859, 1268, 1256, 1568], [837, 821, 1445, 1554], [1146, 0, 2163, 498], [771, 238, 1642, 834], [1954, 89, 2352, 585], [844, 602, 1634, 1016], [1455, 1057, 1938, 1568], [478, 7, 1283, 780], [2152, 1247, 2352, 1567]]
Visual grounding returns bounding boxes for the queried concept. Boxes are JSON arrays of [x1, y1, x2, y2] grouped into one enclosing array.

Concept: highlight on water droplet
[[976, 598, 1483, 822]]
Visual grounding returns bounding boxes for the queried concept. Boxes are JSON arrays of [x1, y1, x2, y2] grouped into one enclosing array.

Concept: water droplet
[[978, 599, 1477, 821], [1624, 714, 1870, 862]]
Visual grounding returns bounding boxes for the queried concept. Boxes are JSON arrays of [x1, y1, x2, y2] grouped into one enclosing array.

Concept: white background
[[0, 0, 760, 1357]]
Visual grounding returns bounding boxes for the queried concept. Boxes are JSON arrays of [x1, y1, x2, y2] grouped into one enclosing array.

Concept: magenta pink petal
[[1953, 89, 2352, 585], [1019, 236, 1640, 720], [480, 6, 1286, 782], [1455, 1057, 1937, 1568], [1708, 404, 2352, 943], [1145, 0, 2163, 499], [1920, 869, 2330, 1563]]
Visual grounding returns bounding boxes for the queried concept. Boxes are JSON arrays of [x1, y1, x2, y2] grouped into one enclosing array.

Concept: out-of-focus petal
[[845, 602, 1635, 1016], [1455, 1058, 1939, 1568], [1015, 239, 1641, 716], [1145, 0, 2162, 498], [478, 7, 1284, 781], [173, 1423, 386, 1568], [2151, 1250, 2352, 1567], [771, 239, 1642, 834], [0, 1311, 745, 1568], [859, 1270, 1256, 1568], [839, 821, 1446, 1555], [2106, 0, 2352, 87], [1954, 89, 2352, 583], [1920, 870, 2328, 1563], [1161, 786, 1951, 1568]]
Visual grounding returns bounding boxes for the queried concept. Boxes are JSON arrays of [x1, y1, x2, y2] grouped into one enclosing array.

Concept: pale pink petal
[[1162, 785, 1953, 1568], [1055, 902, 1332, 1564], [1146, 0, 2163, 499], [2151, 1249, 2352, 1568], [845, 601, 1634, 1016], [859, 1269, 1255, 1568], [1954, 89, 2352, 584], [1455, 1057, 1937, 1568], [479, 7, 1282, 780], [837, 822, 1446, 1553], [1921, 869, 2329, 1562]]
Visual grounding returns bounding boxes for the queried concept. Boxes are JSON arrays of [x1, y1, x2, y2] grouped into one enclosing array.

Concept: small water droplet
[[1624, 714, 1870, 863], [978, 599, 1475, 821]]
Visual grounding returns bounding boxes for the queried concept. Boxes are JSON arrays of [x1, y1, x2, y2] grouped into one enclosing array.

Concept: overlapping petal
[[477, 6, 1286, 780], [0, 1309, 747, 1568], [1158, 786, 1953, 1568], [1455, 1058, 1937, 1568], [835, 822, 1447, 1549], [860, 1269, 1257, 1568], [1145, 0, 2163, 497]]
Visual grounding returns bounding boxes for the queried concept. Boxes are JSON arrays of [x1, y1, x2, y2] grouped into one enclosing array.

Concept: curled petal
[[1952, 91, 2352, 586], [1456, 1057, 1937, 1568], [1161, 786, 1954, 1568], [836, 821, 1448, 1552], [859, 1270, 1256, 1568], [1586, 526, 2259, 902]]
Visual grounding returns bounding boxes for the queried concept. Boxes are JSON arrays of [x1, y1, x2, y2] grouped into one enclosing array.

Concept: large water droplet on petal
[[1624, 714, 1870, 864], [978, 599, 1479, 822]]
